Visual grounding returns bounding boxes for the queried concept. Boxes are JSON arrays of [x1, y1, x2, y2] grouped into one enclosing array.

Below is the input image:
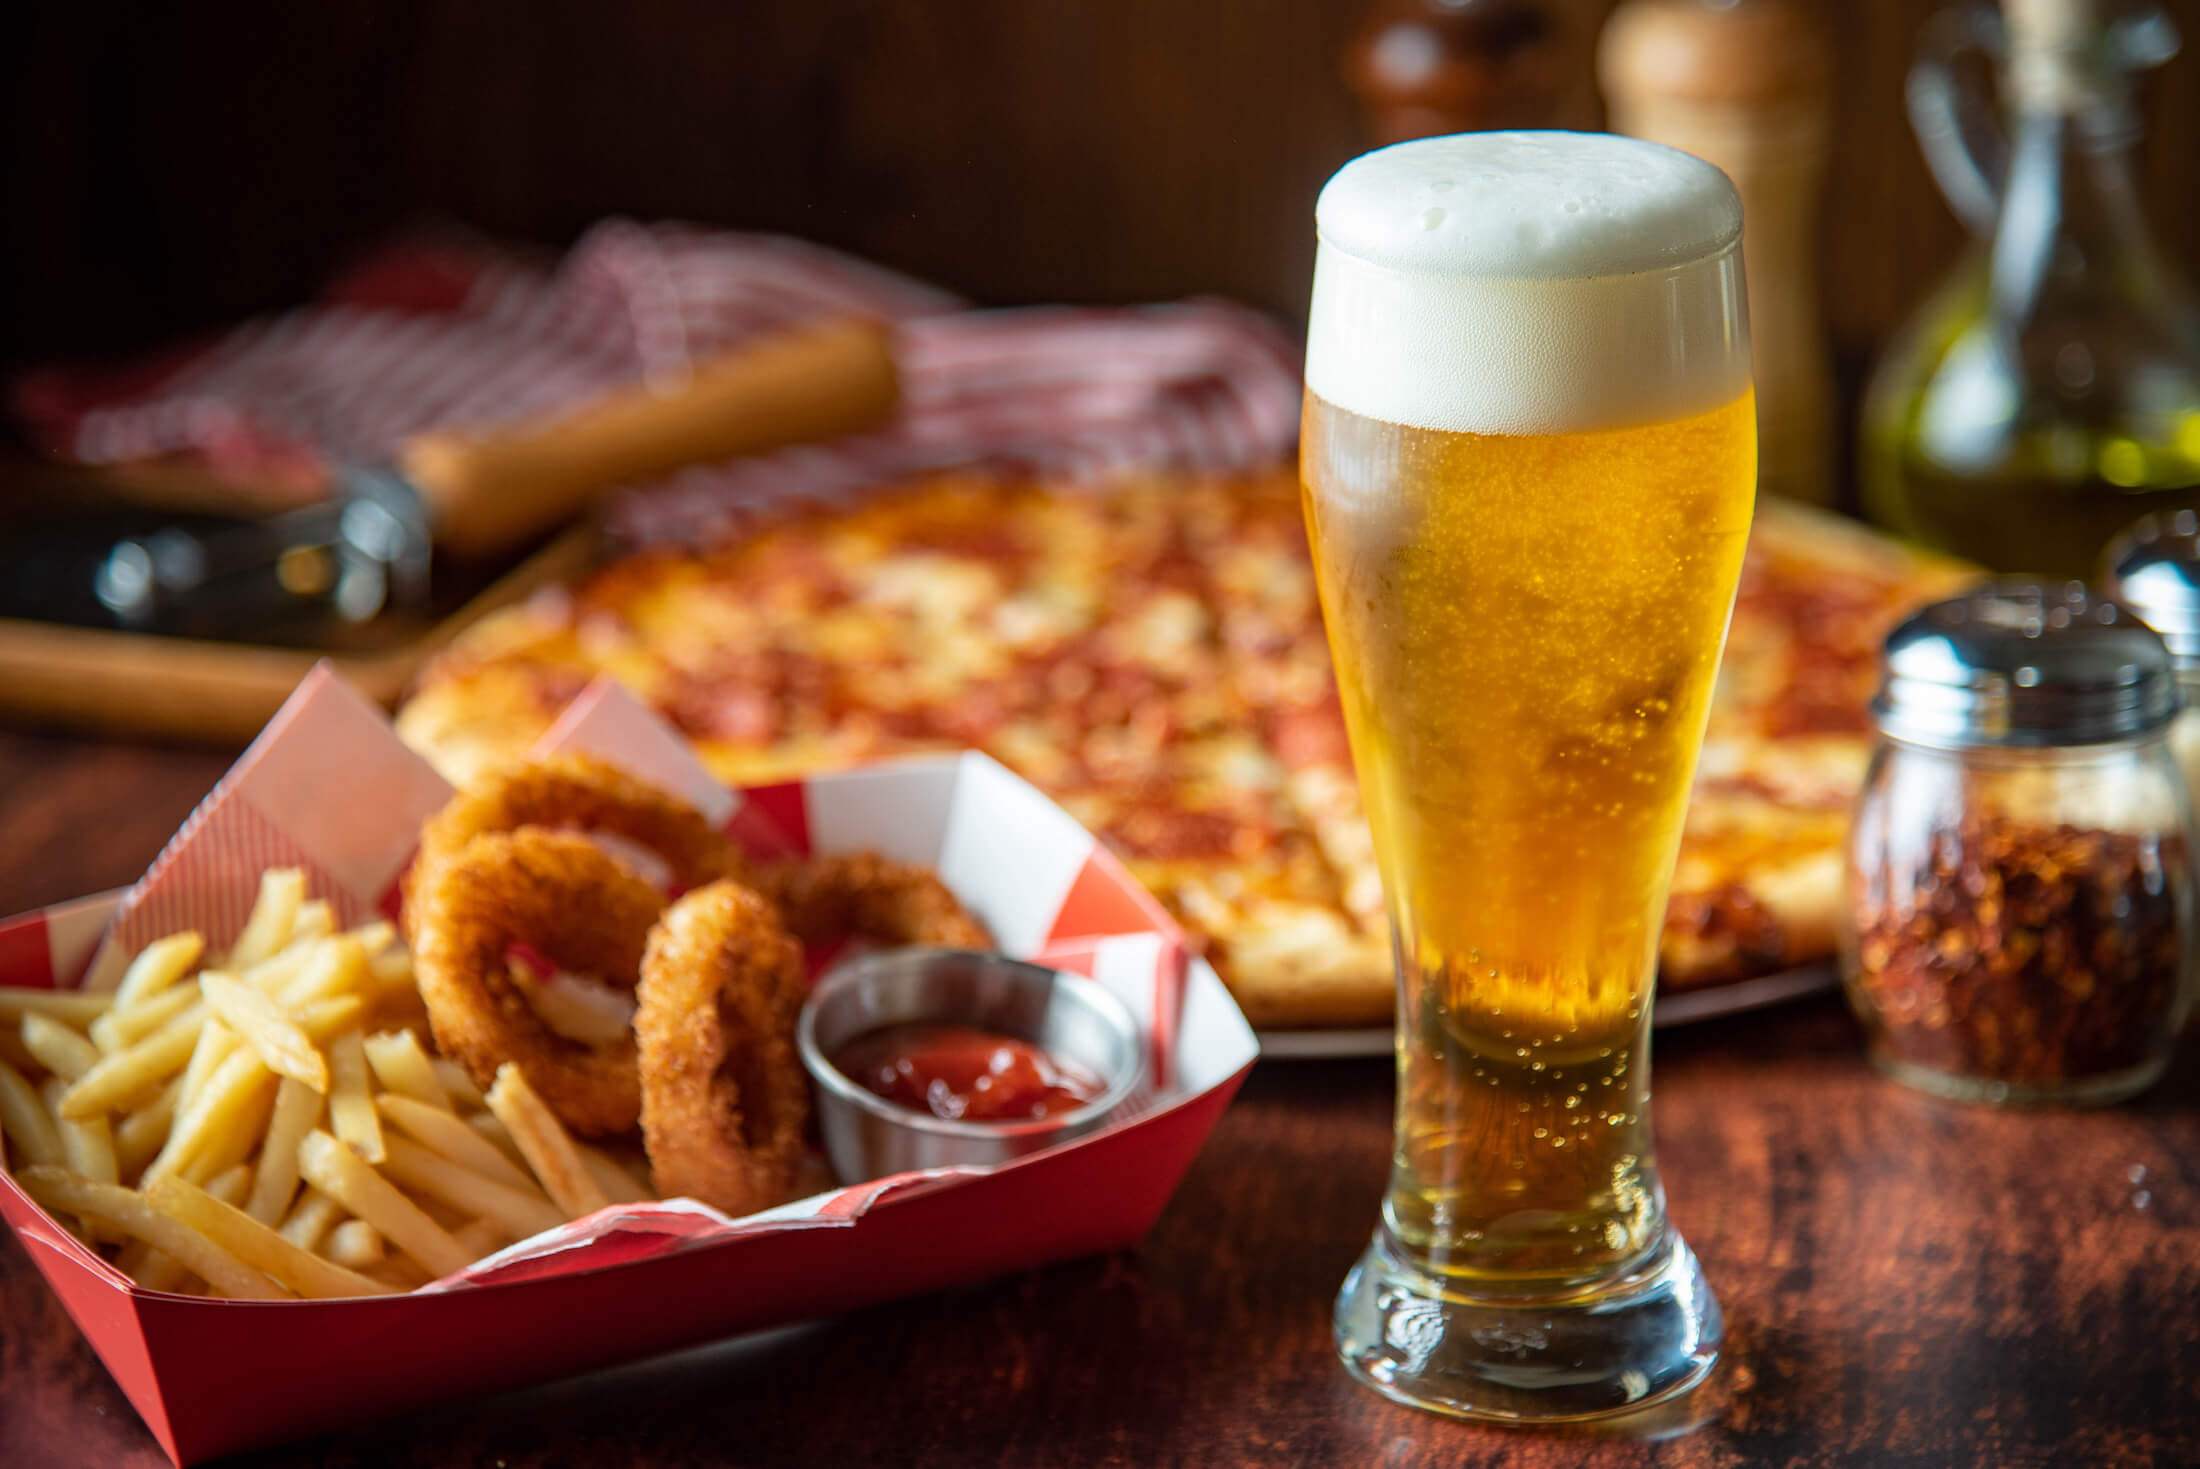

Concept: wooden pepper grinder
[[1599, 0, 1837, 505], [1346, 0, 1565, 144]]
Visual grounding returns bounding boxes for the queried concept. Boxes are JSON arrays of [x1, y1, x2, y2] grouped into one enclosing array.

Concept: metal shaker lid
[[2102, 510, 2200, 664], [1873, 578, 2181, 748]]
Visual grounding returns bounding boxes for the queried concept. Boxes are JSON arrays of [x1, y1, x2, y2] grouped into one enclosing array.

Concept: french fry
[[363, 1255, 433, 1291], [245, 1077, 324, 1225], [120, 1241, 186, 1292], [118, 1158, 253, 1293], [466, 1112, 529, 1165], [296, 1130, 470, 1279], [146, 1175, 392, 1300], [90, 981, 200, 1054], [367, 945, 414, 990], [56, 1006, 207, 1120], [144, 1046, 276, 1187], [411, 1191, 475, 1231], [362, 1031, 448, 1110], [433, 1059, 486, 1110], [289, 900, 336, 944], [150, 1025, 240, 1164], [294, 994, 366, 1041], [111, 932, 204, 1010], [325, 1218, 385, 1269], [377, 1136, 566, 1241], [0, 988, 114, 1027], [200, 1084, 279, 1188], [376, 1093, 540, 1193], [277, 1189, 344, 1253], [0, 1025, 40, 1075], [575, 1142, 654, 1205], [173, 1019, 241, 1115], [276, 936, 368, 1010], [0, 1058, 64, 1168], [22, 1076, 111, 1243], [16, 1167, 287, 1300], [39, 1079, 116, 1186], [204, 1164, 254, 1206], [113, 1079, 181, 1181], [60, 1114, 120, 1188], [228, 869, 306, 969], [20, 1012, 101, 1081], [350, 925, 400, 985], [325, 1032, 383, 1163], [451, 1217, 508, 1261], [201, 974, 328, 1093], [239, 944, 318, 1003], [349, 918, 397, 950], [485, 1064, 610, 1220]]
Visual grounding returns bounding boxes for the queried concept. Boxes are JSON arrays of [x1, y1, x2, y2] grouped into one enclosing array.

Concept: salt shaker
[[1842, 579, 2196, 1105]]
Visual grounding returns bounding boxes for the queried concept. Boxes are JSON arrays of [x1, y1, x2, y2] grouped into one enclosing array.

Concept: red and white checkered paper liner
[[13, 219, 1302, 549], [0, 666, 1254, 1463]]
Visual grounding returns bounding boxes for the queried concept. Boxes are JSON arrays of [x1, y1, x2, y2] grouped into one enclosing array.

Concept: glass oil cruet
[[1861, 0, 2200, 579]]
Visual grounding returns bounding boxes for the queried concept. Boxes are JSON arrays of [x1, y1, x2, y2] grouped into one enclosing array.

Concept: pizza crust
[[1203, 907, 1393, 1029], [394, 668, 560, 790]]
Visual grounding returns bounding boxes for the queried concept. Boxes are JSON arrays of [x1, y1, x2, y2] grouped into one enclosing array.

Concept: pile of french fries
[[0, 870, 652, 1299]]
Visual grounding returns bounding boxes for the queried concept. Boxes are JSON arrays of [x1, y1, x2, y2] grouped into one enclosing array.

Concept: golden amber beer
[[1306, 131, 1751, 1420]]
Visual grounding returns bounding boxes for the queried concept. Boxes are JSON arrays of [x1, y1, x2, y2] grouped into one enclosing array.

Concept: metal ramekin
[[797, 949, 1145, 1181]]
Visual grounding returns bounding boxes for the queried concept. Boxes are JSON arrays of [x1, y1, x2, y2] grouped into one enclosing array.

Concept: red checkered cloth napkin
[[13, 219, 1303, 548]]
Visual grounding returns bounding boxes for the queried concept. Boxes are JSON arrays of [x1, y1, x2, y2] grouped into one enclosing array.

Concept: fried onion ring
[[407, 754, 743, 930], [755, 852, 991, 951], [412, 829, 664, 1136], [635, 882, 809, 1216]]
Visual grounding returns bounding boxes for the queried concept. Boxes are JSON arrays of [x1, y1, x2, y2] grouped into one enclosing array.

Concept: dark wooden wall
[[8, 1, 2199, 398]]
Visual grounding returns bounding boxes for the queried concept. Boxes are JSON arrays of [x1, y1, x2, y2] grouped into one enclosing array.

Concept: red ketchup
[[832, 1022, 1104, 1122]]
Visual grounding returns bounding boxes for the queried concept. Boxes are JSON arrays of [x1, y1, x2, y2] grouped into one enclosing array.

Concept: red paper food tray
[[0, 671, 1257, 1465]]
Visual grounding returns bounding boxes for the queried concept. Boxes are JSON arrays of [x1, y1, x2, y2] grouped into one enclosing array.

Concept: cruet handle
[[1907, 3, 2010, 238], [1909, 1, 2181, 240]]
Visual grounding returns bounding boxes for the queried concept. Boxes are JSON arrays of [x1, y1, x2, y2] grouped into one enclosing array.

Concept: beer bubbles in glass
[[1302, 131, 1751, 1420]]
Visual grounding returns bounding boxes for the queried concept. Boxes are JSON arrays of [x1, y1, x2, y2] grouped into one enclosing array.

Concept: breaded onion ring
[[755, 852, 990, 951], [635, 882, 809, 1216], [412, 829, 664, 1136], [407, 753, 742, 930]]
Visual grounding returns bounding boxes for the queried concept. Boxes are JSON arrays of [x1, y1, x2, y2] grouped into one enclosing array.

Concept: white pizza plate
[[1255, 962, 1842, 1059]]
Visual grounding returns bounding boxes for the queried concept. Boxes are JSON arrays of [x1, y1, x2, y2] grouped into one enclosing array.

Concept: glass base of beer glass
[[1333, 1223, 1722, 1424]]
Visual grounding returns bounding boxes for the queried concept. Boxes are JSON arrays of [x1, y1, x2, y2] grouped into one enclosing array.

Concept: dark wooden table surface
[[1, 726, 2194, 1468]]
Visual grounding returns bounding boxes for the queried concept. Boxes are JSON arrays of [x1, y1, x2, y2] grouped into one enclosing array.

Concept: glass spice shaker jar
[[1842, 579, 2197, 1104], [2101, 510, 2200, 800]]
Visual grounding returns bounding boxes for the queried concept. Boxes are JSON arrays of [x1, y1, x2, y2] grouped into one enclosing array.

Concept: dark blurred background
[[4, 0, 2197, 391]]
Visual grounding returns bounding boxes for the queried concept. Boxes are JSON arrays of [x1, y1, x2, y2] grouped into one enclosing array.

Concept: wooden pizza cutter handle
[[398, 315, 899, 558]]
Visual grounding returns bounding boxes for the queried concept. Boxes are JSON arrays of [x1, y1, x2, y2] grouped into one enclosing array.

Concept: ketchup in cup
[[831, 1022, 1105, 1122]]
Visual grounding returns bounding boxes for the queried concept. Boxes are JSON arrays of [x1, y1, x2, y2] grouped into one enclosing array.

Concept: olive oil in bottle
[[1863, 0, 2200, 578]]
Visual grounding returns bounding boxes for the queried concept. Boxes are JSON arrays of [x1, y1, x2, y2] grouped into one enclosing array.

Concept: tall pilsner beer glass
[[1306, 132, 1750, 1420]]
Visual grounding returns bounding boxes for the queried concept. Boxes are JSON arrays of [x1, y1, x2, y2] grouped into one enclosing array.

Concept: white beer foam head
[[1306, 131, 1750, 436]]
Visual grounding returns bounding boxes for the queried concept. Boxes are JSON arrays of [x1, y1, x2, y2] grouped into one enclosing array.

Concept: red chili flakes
[[1851, 816, 2187, 1086]]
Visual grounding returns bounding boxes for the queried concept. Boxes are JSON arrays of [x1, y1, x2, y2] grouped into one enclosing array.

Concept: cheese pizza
[[397, 471, 1971, 1027]]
